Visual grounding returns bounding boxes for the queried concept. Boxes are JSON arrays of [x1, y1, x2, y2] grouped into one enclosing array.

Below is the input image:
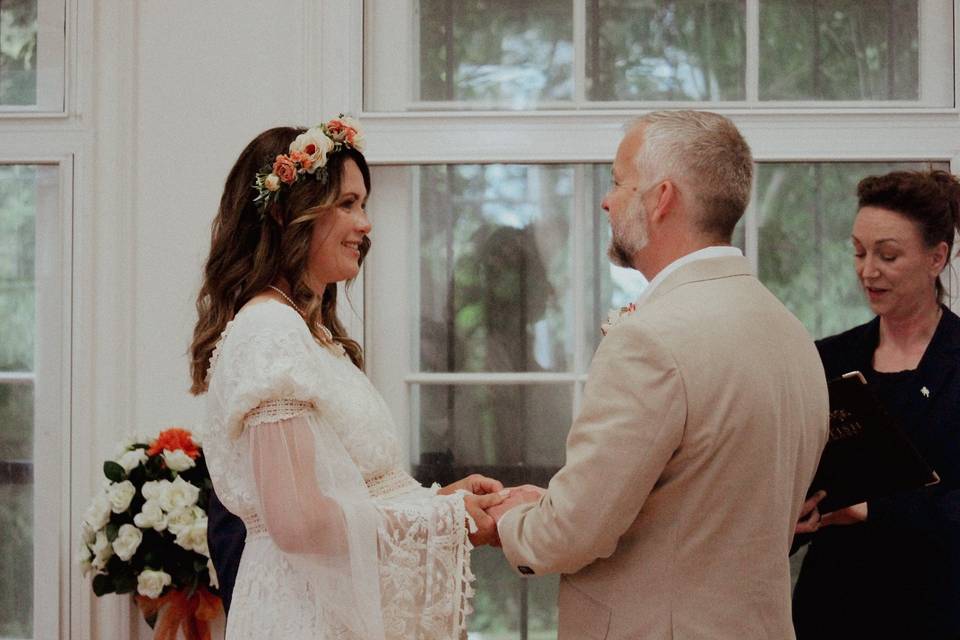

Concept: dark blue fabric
[[206, 488, 246, 617], [793, 306, 960, 639]]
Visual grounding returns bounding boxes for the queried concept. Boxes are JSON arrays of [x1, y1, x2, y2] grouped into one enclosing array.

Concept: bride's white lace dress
[[201, 300, 475, 639]]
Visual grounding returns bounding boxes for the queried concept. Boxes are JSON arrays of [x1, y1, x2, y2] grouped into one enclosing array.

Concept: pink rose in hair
[[273, 155, 298, 185], [289, 151, 313, 171]]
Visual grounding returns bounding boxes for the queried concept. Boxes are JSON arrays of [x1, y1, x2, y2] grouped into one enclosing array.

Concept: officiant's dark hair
[[857, 169, 960, 304], [189, 127, 371, 394]]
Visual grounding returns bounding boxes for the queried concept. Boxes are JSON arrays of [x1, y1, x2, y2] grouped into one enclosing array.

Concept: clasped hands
[[438, 474, 545, 547]]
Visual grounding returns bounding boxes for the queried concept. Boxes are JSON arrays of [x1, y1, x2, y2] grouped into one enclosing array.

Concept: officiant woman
[[792, 169, 960, 639]]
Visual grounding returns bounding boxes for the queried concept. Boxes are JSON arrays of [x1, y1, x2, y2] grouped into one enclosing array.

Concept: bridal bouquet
[[80, 427, 221, 639]]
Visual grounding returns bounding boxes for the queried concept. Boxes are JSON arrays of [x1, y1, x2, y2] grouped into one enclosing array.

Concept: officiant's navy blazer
[[793, 306, 960, 639], [207, 488, 245, 616]]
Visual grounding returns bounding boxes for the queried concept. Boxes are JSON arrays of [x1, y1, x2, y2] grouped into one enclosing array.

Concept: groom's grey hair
[[626, 110, 753, 242]]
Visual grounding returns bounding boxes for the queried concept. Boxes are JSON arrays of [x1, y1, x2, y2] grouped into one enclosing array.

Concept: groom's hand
[[438, 473, 504, 496], [485, 485, 546, 546], [464, 492, 509, 547]]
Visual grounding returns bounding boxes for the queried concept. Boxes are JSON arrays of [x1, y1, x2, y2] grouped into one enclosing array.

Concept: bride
[[188, 117, 506, 639]]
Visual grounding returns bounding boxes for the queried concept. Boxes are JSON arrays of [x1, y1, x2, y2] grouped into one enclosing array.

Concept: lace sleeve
[[247, 403, 386, 639], [374, 489, 476, 638]]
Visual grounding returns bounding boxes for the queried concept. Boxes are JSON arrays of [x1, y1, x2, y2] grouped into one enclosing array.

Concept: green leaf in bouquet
[[112, 566, 137, 594], [104, 460, 126, 483], [105, 520, 120, 542], [92, 573, 114, 596]]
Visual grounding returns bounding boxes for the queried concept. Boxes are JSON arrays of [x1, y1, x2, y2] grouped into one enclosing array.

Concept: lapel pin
[[921, 386, 930, 398]]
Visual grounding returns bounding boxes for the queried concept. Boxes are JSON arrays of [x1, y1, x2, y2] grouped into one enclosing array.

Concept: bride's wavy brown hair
[[189, 126, 371, 394]]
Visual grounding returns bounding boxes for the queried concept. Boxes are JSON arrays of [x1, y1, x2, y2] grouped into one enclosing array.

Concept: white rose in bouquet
[[117, 448, 148, 473], [78, 542, 93, 578], [162, 448, 196, 473], [112, 524, 143, 561], [91, 530, 114, 572], [166, 505, 204, 536], [133, 499, 168, 532], [107, 480, 136, 513], [83, 492, 112, 530], [137, 568, 172, 599], [159, 475, 200, 512], [175, 519, 209, 556], [141, 479, 169, 501], [206, 558, 219, 589]]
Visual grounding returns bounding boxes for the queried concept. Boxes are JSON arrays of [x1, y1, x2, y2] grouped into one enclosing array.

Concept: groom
[[488, 111, 829, 639]]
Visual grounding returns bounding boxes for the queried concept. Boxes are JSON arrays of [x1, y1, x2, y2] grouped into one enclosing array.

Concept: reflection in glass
[[419, 164, 574, 373], [0, 0, 38, 105], [415, 383, 572, 474], [587, 165, 648, 356], [760, 0, 919, 101], [587, 0, 746, 101], [418, 0, 573, 107], [0, 164, 39, 637], [755, 162, 944, 339]]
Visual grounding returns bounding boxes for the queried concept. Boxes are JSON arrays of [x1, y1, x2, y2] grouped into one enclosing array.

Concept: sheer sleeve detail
[[245, 399, 313, 427]]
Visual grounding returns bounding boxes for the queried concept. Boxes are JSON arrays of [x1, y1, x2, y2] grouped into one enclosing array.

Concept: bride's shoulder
[[230, 297, 305, 336]]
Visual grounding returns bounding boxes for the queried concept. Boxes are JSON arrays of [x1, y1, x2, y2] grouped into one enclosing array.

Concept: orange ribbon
[[135, 587, 222, 640]]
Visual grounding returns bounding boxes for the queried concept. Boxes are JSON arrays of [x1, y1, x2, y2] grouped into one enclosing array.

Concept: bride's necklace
[[267, 284, 344, 355]]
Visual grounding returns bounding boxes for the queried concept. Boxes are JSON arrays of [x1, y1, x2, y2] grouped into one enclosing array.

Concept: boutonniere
[[600, 303, 637, 336]]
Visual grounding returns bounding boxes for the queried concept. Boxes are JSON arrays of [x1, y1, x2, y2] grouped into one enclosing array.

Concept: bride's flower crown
[[252, 114, 366, 214]]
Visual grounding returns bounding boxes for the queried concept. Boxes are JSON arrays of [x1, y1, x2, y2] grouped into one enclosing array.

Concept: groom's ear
[[647, 180, 678, 225]]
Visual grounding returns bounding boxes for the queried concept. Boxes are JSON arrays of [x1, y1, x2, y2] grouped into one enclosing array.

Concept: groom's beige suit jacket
[[498, 255, 829, 639]]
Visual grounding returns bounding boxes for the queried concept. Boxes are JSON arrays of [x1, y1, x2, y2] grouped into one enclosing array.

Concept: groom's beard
[[608, 192, 649, 269]]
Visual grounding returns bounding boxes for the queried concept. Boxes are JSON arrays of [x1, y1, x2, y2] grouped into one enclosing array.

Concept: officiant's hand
[[464, 492, 508, 547], [438, 473, 504, 496], [795, 490, 827, 534], [820, 501, 867, 526]]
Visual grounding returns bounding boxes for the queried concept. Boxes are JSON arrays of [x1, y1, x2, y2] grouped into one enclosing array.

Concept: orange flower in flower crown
[[147, 427, 200, 460]]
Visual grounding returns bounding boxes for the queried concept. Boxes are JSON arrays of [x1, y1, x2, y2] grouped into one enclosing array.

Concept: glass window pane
[[587, 0, 746, 101], [412, 382, 568, 638], [418, 164, 574, 373], [755, 161, 947, 339], [760, 0, 919, 101], [586, 165, 648, 358], [414, 383, 573, 475], [0, 163, 45, 638], [417, 0, 573, 108], [0, 0, 38, 105]]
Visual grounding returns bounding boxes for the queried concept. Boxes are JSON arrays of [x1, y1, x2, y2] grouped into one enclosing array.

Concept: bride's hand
[[438, 473, 504, 496], [463, 492, 507, 547]]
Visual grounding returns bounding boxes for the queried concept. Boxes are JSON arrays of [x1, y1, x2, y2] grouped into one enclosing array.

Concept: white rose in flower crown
[[159, 475, 200, 512], [91, 530, 114, 572], [133, 499, 168, 532], [175, 519, 209, 556], [112, 523, 143, 561], [107, 480, 136, 513], [137, 568, 172, 599], [162, 448, 196, 473], [290, 127, 335, 171], [116, 448, 148, 473], [264, 173, 280, 192], [166, 504, 204, 536], [141, 479, 168, 502], [83, 492, 112, 530]]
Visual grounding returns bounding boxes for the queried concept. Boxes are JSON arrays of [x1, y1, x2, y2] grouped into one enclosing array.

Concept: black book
[[807, 371, 939, 514]]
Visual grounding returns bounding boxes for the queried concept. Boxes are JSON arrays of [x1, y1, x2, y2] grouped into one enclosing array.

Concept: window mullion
[[573, 0, 587, 106]]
